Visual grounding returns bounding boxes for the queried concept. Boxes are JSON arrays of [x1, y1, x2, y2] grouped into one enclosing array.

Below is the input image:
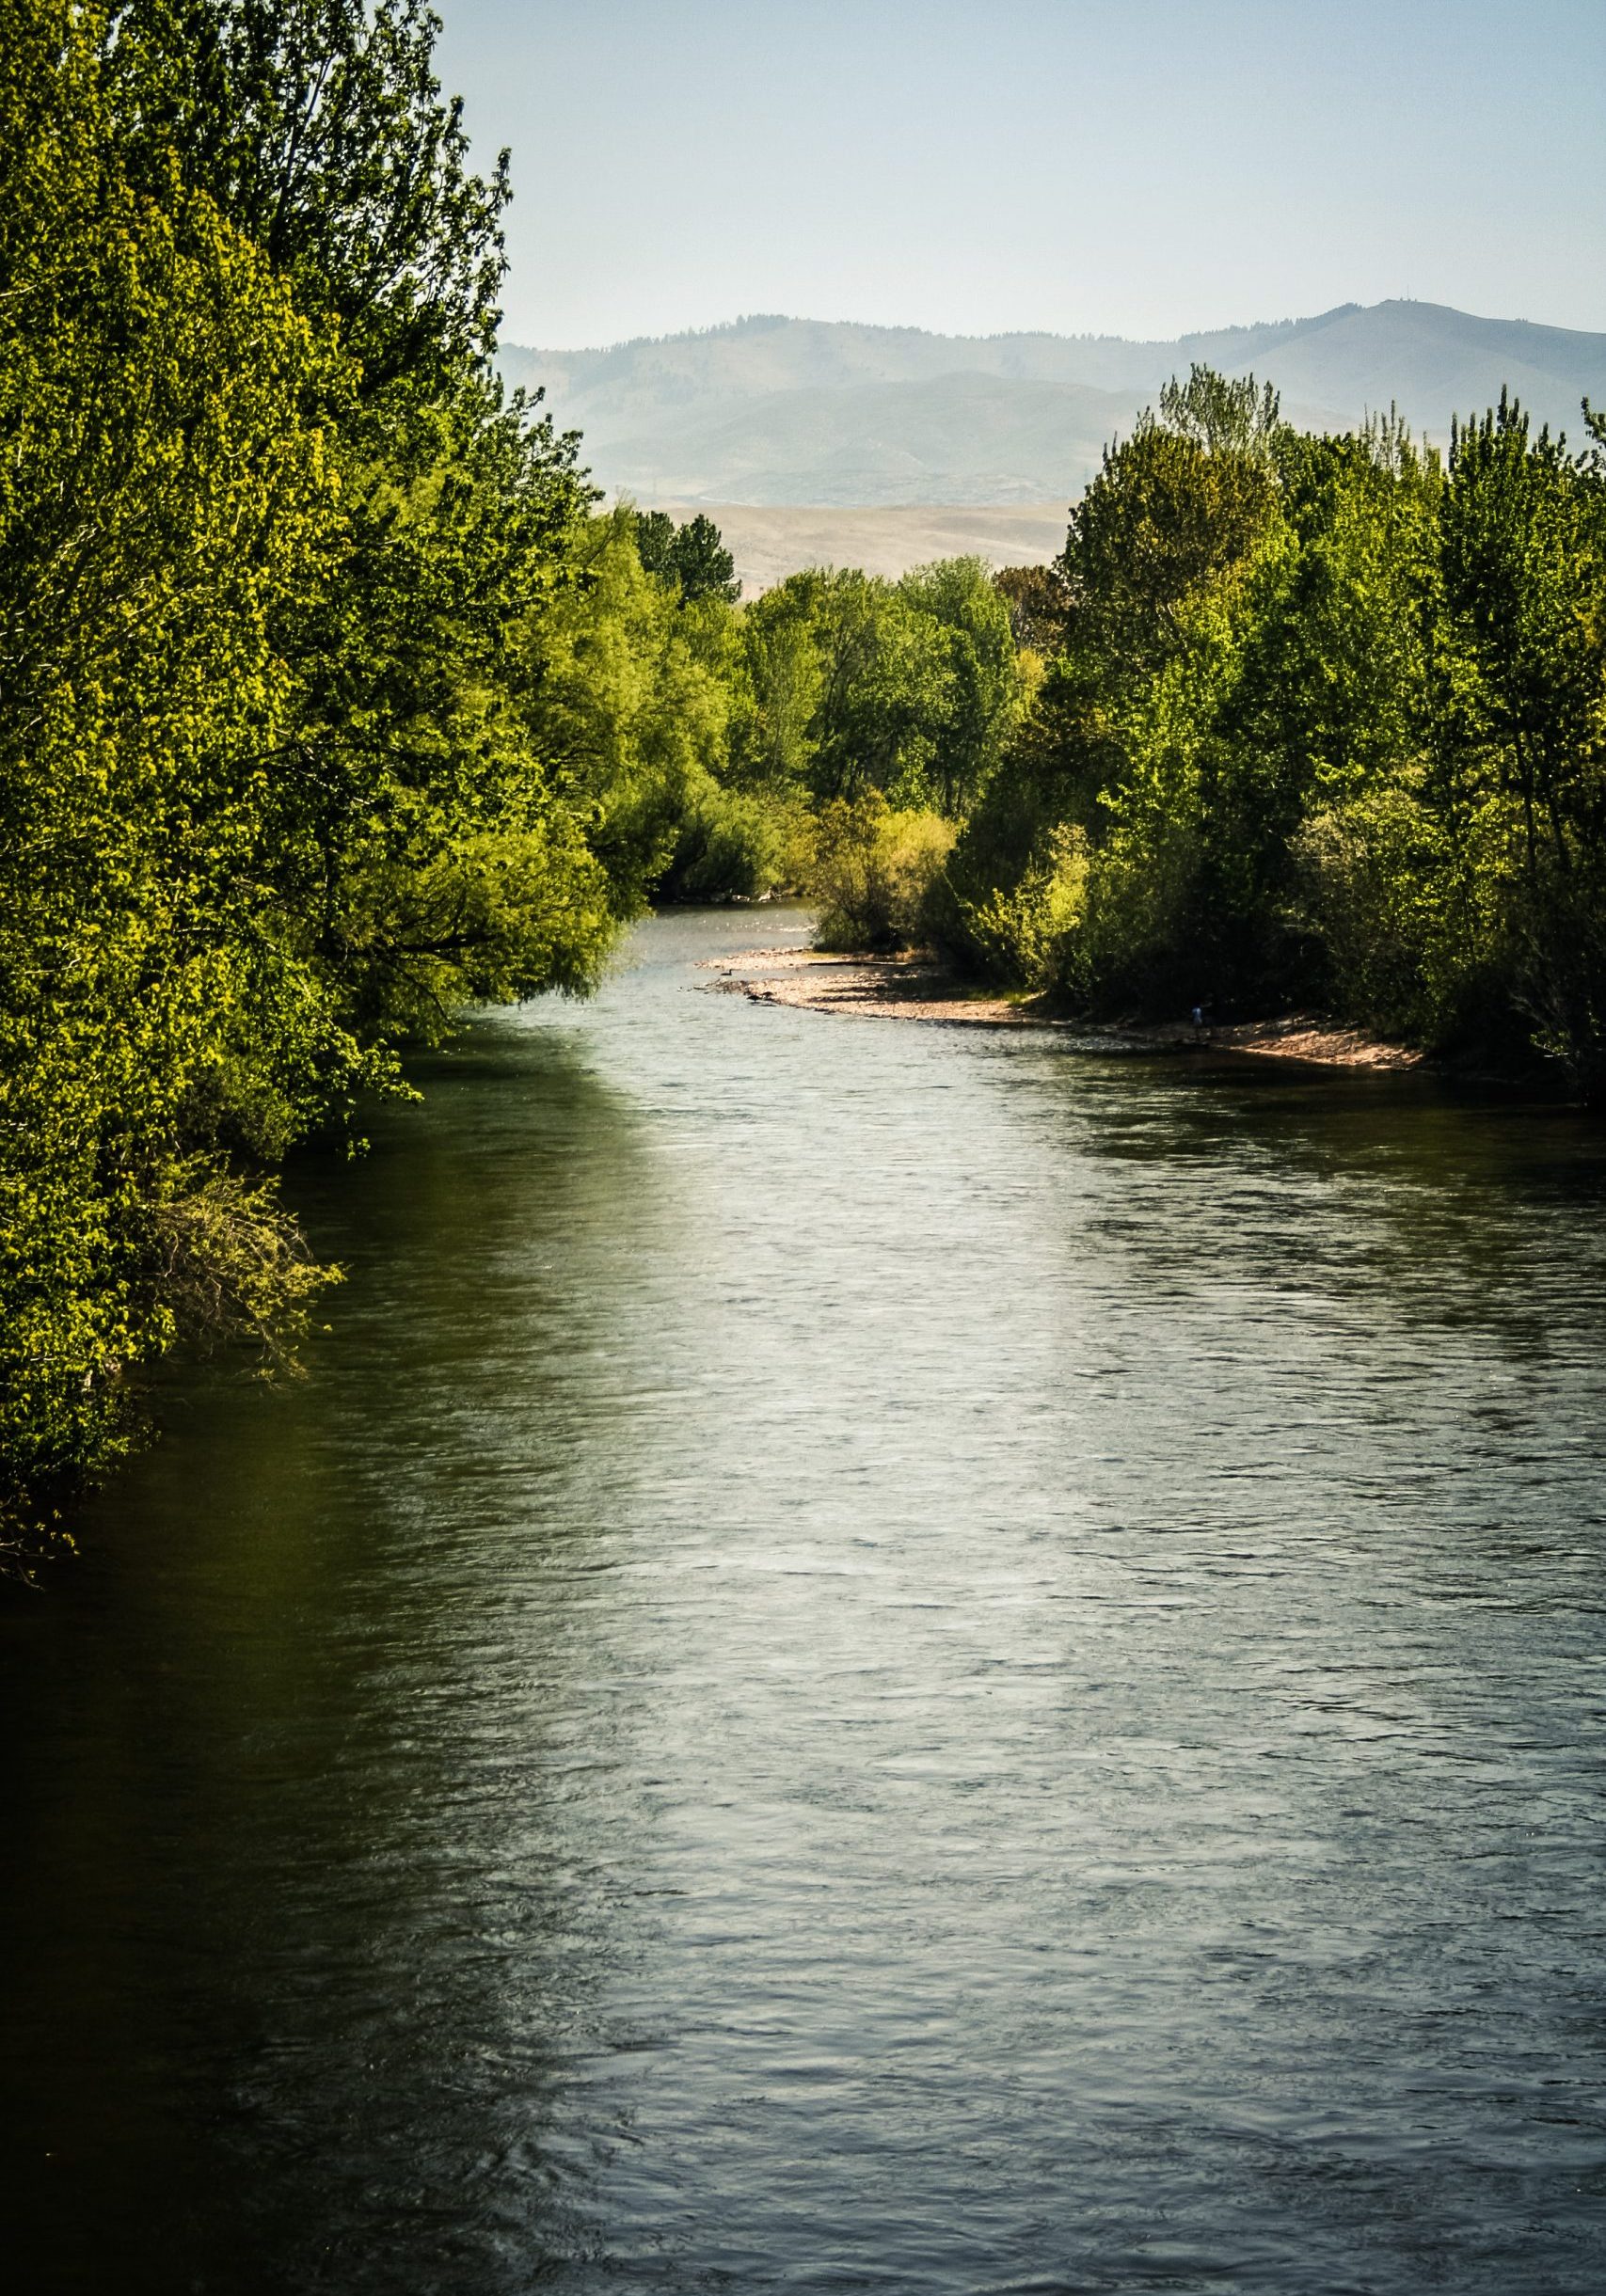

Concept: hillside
[[652, 502, 1074, 592], [501, 302, 1606, 509], [594, 375, 1156, 507]]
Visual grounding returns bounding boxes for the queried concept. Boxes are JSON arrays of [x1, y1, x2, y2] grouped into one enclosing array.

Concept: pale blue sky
[[433, 0, 1606, 349]]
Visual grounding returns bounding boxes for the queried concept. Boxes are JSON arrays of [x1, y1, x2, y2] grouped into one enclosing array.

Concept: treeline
[[525, 507, 1022, 930], [938, 371, 1606, 1091], [558, 376, 1606, 1103], [0, 0, 1027, 1543]]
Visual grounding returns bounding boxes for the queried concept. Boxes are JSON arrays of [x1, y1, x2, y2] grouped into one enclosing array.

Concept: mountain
[[586, 374, 1154, 507], [501, 303, 1606, 509]]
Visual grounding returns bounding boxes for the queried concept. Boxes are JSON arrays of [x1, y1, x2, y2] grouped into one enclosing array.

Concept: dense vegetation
[[940, 370, 1606, 1096], [0, 0, 614, 1544], [522, 508, 1022, 935], [3, 4, 1601, 1549]]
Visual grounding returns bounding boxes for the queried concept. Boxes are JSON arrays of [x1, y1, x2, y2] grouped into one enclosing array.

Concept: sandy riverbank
[[701, 946, 1424, 1071]]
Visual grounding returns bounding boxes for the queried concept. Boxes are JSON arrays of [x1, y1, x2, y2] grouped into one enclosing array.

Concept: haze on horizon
[[436, 0, 1605, 352]]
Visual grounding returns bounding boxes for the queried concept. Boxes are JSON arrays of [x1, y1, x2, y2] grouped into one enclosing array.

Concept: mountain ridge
[[499, 302, 1606, 508]]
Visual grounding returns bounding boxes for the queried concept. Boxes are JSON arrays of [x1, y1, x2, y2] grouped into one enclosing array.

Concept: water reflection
[[3, 910, 1603, 2293]]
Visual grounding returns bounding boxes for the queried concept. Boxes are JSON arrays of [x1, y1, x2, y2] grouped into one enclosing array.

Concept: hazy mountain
[[586, 375, 1156, 507], [501, 302, 1606, 509]]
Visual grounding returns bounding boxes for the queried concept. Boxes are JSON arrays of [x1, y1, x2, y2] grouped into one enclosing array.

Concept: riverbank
[[702, 945, 1426, 1069]]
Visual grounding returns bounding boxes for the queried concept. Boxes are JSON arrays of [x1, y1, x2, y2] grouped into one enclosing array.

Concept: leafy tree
[[792, 571, 950, 805], [939, 369, 1288, 999], [1197, 421, 1439, 995], [1431, 393, 1606, 1077], [1157, 363, 1281, 460], [809, 795, 954, 952], [635, 508, 740, 604], [114, 0, 509, 391], [994, 562, 1070, 655], [0, 0, 619, 1544], [896, 558, 1021, 815], [1062, 391, 1282, 685], [523, 509, 747, 909], [939, 364, 1606, 1092], [0, 0, 350, 1530], [730, 578, 825, 788], [1439, 393, 1602, 882]]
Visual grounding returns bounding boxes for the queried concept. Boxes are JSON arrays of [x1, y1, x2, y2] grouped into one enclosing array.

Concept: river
[[4, 909, 1604, 2294]]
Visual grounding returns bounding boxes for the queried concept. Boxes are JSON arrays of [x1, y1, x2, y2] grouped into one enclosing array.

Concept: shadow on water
[[1, 1025, 667, 2293], [3, 912, 1604, 2295]]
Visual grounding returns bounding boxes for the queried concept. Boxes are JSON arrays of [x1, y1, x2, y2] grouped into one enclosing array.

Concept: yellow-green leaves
[[0, 0, 610, 1547]]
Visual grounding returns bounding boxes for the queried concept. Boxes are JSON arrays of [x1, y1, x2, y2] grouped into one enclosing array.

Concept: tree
[[1439, 393, 1602, 882], [936, 364, 1606, 1087], [994, 562, 1070, 654], [896, 558, 1021, 816], [731, 578, 825, 788], [522, 508, 740, 910], [0, 0, 349, 1529], [941, 371, 1292, 1005], [113, 0, 509, 392], [635, 509, 740, 604], [671, 514, 740, 605], [1433, 393, 1606, 1080], [793, 571, 949, 805], [0, 0, 620, 1542]]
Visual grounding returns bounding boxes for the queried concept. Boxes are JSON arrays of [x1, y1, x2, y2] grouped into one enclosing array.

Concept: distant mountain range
[[500, 302, 1606, 508]]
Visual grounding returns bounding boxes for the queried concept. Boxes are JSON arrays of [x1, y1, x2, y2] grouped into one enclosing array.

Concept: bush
[[1293, 791, 1448, 1037], [150, 1164, 339, 1367], [959, 826, 1090, 993], [660, 781, 807, 902], [807, 795, 955, 951]]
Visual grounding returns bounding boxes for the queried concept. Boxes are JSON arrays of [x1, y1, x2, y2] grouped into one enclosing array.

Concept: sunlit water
[[5, 910, 1605, 2294]]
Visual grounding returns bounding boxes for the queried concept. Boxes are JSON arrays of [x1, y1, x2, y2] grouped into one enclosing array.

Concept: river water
[[4, 909, 1605, 2294]]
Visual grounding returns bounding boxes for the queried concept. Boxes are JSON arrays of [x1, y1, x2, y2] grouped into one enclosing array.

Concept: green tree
[[896, 558, 1021, 816], [941, 370, 1287, 1003], [635, 508, 740, 604], [938, 365, 1606, 1090], [0, 0, 350, 1531], [523, 509, 755, 906], [796, 571, 951, 805], [994, 562, 1070, 655], [1431, 393, 1606, 1080], [116, 0, 509, 391], [0, 0, 621, 1543], [730, 578, 826, 789]]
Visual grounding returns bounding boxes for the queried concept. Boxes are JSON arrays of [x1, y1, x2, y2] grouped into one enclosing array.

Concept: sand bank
[[702, 947, 1423, 1070]]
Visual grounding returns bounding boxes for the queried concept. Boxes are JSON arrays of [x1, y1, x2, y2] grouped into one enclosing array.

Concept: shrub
[[661, 781, 805, 903], [807, 795, 955, 951], [1293, 791, 1448, 1037], [960, 826, 1090, 993]]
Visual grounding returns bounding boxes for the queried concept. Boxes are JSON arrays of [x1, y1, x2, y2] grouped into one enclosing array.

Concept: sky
[[433, 0, 1606, 351]]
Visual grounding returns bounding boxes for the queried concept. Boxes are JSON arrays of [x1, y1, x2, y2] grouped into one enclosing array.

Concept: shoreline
[[701, 945, 1426, 1071]]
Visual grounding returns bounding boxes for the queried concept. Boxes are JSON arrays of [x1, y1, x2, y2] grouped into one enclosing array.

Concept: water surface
[[4, 910, 1604, 2293]]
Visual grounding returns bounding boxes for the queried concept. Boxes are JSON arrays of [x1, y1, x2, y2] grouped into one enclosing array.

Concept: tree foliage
[[941, 369, 1606, 1098], [0, 0, 612, 1547], [635, 509, 740, 605], [117, 0, 510, 391]]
